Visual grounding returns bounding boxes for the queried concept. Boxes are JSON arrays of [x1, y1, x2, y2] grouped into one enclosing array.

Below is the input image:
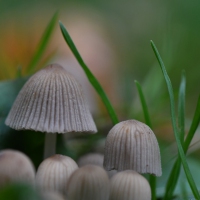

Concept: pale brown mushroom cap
[[103, 119, 162, 176], [66, 165, 110, 200], [35, 154, 78, 195], [110, 170, 151, 200], [0, 149, 35, 188], [5, 64, 97, 133]]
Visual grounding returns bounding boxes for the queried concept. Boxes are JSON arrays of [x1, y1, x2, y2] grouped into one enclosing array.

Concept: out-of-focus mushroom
[[104, 119, 162, 176], [66, 165, 110, 200], [35, 154, 78, 195], [0, 149, 35, 188], [110, 170, 151, 200], [5, 64, 97, 158]]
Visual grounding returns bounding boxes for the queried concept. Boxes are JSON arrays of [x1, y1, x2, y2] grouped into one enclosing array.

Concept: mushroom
[[66, 165, 110, 200], [5, 64, 97, 158], [110, 170, 151, 200], [103, 119, 162, 176], [35, 154, 78, 195], [0, 149, 35, 188]]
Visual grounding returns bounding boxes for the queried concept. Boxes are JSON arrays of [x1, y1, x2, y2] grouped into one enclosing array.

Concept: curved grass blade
[[134, 80, 152, 128], [164, 95, 200, 199], [163, 71, 186, 199], [151, 40, 200, 199], [59, 21, 119, 125], [27, 12, 58, 75], [184, 95, 200, 151], [134, 80, 156, 200]]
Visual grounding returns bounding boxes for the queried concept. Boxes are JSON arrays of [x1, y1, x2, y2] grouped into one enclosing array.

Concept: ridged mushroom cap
[[110, 170, 151, 200], [0, 149, 35, 187], [103, 120, 162, 176], [5, 64, 97, 133], [35, 154, 78, 195], [67, 165, 110, 200]]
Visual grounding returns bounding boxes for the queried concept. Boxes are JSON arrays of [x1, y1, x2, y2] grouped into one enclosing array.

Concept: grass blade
[[59, 21, 119, 125], [164, 95, 200, 199], [135, 80, 156, 200], [151, 40, 200, 199], [27, 12, 58, 74], [134, 80, 153, 128], [184, 95, 200, 151], [178, 71, 186, 144]]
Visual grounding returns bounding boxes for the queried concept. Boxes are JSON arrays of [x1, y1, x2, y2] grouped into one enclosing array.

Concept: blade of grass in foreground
[[135, 80, 156, 200], [59, 21, 119, 125], [27, 12, 58, 75], [151, 40, 200, 199], [163, 71, 186, 199], [164, 95, 200, 199]]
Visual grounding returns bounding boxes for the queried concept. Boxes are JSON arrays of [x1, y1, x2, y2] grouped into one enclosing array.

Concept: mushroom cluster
[[3, 63, 162, 200]]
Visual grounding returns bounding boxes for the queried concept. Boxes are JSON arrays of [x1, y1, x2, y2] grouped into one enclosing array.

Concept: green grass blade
[[59, 21, 119, 125], [184, 95, 200, 151], [178, 71, 186, 144], [151, 40, 200, 199], [164, 95, 200, 199], [134, 80, 153, 128], [134, 80, 156, 200], [27, 12, 58, 75]]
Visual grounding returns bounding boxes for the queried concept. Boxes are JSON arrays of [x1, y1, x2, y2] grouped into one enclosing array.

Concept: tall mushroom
[[5, 64, 97, 158]]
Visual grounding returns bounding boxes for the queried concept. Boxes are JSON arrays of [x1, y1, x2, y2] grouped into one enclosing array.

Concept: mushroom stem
[[44, 134, 57, 159]]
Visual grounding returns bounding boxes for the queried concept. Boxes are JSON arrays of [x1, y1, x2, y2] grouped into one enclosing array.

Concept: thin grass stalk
[[59, 21, 119, 125], [184, 95, 200, 151], [164, 94, 200, 199], [27, 12, 58, 75], [151, 40, 200, 199], [135, 80, 156, 200], [163, 71, 186, 199]]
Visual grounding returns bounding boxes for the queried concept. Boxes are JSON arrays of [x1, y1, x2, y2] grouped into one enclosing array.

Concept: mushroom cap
[[35, 154, 78, 195], [5, 64, 97, 133], [110, 170, 151, 200], [103, 119, 162, 176], [66, 165, 110, 200], [0, 149, 35, 188]]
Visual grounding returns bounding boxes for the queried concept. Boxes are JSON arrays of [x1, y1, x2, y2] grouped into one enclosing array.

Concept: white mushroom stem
[[44, 134, 57, 159]]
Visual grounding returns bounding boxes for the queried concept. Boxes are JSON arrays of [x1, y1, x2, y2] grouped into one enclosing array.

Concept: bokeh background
[[0, 0, 200, 198]]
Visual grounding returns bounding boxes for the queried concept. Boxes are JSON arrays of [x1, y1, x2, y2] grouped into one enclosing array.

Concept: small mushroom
[[35, 154, 78, 195], [103, 119, 162, 176], [110, 170, 151, 200], [66, 165, 110, 200], [5, 64, 97, 158], [0, 149, 35, 188]]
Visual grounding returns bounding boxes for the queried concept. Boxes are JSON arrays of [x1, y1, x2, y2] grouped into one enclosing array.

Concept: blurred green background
[[0, 0, 200, 198]]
